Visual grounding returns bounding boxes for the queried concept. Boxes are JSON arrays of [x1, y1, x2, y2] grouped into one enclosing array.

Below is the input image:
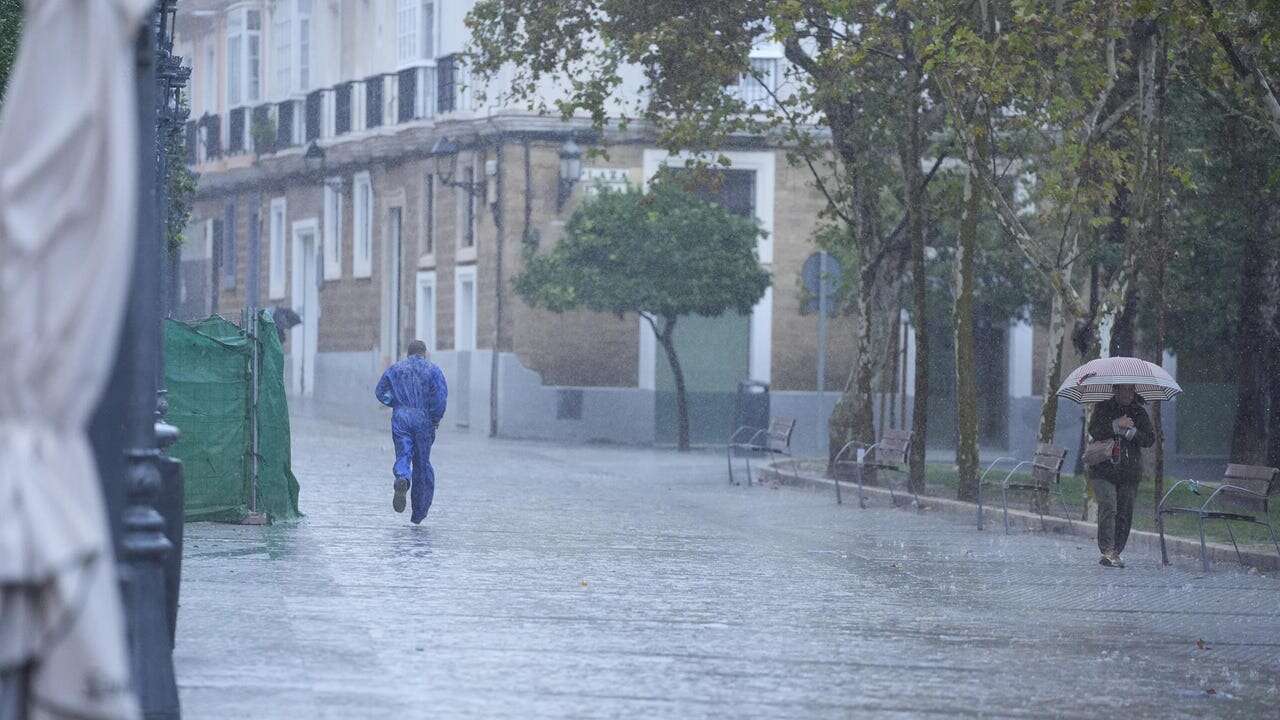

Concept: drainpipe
[[489, 137, 506, 437], [523, 137, 533, 245]]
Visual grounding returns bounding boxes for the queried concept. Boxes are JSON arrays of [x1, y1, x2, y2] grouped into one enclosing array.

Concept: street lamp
[[431, 135, 461, 185], [431, 135, 484, 194], [303, 140, 344, 191], [304, 140, 325, 175], [557, 136, 583, 211]]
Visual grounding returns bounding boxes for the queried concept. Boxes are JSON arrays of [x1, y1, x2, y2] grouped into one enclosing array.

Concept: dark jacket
[[1087, 396, 1155, 484]]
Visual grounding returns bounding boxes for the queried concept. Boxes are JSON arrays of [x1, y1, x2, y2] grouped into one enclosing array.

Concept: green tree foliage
[[0, 1, 21, 101], [516, 180, 770, 451], [166, 97, 197, 251], [469, 0, 942, 467]]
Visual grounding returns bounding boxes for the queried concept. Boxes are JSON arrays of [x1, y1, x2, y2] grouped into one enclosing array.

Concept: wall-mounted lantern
[[431, 135, 486, 196], [557, 136, 583, 211]]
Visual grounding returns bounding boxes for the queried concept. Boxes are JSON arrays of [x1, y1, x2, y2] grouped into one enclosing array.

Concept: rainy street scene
[[3, 2, 1280, 720]]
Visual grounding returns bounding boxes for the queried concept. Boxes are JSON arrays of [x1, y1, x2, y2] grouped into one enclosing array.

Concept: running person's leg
[[409, 426, 436, 524], [391, 424, 413, 513]]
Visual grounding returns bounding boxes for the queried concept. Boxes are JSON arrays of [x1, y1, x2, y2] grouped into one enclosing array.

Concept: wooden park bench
[[975, 444, 1071, 534], [727, 417, 797, 486], [831, 428, 913, 508], [1157, 464, 1280, 572]]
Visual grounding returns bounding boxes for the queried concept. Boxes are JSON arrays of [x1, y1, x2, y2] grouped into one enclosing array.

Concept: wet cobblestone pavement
[[175, 412, 1280, 718]]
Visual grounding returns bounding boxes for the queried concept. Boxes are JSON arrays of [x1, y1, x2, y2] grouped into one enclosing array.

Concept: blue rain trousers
[[375, 356, 448, 523]]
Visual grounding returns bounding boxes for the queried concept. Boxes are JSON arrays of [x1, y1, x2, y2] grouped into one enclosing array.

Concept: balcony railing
[[186, 58, 474, 166]]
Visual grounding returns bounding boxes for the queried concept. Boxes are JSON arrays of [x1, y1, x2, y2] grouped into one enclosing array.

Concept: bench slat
[[1223, 464, 1280, 498]]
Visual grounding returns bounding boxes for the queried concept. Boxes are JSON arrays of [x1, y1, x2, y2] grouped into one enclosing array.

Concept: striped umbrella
[[1056, 356, 1182, 404]]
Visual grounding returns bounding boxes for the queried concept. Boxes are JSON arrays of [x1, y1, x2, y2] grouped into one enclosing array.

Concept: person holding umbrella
[[1058, 357, 1182, 569], [1086, 383, 1155, 567]]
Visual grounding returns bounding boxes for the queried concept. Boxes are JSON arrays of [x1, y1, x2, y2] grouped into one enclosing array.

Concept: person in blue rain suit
[[375, 340, 448, 524]]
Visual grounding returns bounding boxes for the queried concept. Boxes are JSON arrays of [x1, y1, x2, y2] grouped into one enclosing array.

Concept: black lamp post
[[104, 8, 182, 719], [304, 139, 326, 175], [556, 136, 583, 211], [431, 135, 485, 194], [153, 0, 188, 659]]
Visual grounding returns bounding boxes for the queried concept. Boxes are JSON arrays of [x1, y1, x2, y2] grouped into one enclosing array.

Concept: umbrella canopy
[[1057, 356, 1182, 404], [0, 1, 151, 718]]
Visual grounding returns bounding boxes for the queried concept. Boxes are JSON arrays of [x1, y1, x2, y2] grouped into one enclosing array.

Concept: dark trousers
[[1092, 477, 1138, 556], [392, 418, 436, 524]]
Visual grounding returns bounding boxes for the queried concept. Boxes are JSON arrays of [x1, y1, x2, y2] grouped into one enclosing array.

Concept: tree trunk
[[1229, 119, 1269, 465], [829, 279, 878, 473], [1038, 291, 1070, 445], [882, 310, 901, 435], [895, 13, 931, 494], [954, 167, 981, 501], [1071, 263, 1102, 476], [657, 317, 691, 452]]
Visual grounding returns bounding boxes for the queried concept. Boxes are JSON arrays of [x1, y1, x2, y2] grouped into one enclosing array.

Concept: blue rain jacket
[[375, 356, 448, 523]]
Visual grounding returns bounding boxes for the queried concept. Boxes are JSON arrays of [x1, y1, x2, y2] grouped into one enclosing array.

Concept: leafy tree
[[515, 180, 770, 451], [468, 0, 943, 482]]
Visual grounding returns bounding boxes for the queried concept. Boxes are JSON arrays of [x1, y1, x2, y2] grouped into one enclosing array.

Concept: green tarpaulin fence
[[165, 312, 301, 523]]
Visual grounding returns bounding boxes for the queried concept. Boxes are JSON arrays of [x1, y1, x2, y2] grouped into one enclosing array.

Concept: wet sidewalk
[[174, 411, 1280, 719]]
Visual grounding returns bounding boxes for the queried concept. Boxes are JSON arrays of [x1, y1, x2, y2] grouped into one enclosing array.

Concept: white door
[[291, 221, 320, 396], [455, 266, 476, 351], [415, 271, 437, 351], [453, 266, 477, 429]]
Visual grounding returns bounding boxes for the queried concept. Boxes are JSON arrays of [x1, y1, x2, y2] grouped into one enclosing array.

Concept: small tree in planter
[[515, 178, 770, 451]]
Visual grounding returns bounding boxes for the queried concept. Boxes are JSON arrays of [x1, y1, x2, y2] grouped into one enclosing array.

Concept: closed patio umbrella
[[0, 1, 152, 718], [1056, 356, 1182, 404]]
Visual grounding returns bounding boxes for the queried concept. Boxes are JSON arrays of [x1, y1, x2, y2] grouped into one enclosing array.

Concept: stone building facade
[[177, 0, 1183, 460]]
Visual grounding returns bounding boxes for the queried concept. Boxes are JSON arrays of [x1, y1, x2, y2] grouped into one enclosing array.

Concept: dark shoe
[[1100, 554, 1118, 567], [392, 477, 410, 513], [1111, 553, 1126, 569]]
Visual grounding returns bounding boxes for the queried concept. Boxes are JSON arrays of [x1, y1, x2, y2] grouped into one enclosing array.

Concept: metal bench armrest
[[977, 457, 1018, 487], [834, 440, 881, 465], [1157, 479, 1198, 511], [998, 461, 1034, 488], [1199, 483, 1268, 513], [728, 426, 760, 445]]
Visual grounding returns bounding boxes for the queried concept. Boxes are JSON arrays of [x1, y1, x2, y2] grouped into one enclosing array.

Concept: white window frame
[[397, 0, 418, 65], [352, 172, 374, 278], [454, 265, 477, 351], [383, 74, 399, 125], [322, 182, 343, 280], [321, 90, 335, 138], [415, 270, 437, 352], [226, 6, 261, 109], [397, 1, 436, 66], [296, 0, 312, 93], [269, 196, 288, 299], [271, 1, 292, 99], [291, 100, 305, 144], [202, 43, 216, 114], [455, 161, 477, 262], [352, 81, 367, 132]]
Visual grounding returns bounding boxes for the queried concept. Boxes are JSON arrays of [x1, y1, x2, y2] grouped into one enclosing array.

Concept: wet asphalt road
[[175, 411, 1280, 719]]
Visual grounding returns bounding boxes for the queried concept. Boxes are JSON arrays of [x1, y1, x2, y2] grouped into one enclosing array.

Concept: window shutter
[[365, 75, 384, 128], [305, 90, 323, 142], [398, 68, 416, 122], [335, 82, 352, 135], [276, 101, 295, 147]]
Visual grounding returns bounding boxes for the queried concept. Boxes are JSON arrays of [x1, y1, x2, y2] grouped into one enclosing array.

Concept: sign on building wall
[[583, 168, 632, 196]]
